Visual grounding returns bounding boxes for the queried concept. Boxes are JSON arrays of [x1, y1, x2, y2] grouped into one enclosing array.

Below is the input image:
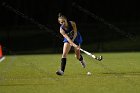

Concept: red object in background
[[0, 45, 5, 62], [0, 45, 2, 58]]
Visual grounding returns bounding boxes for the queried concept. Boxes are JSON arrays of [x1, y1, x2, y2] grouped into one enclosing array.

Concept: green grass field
[[0, 52, 140, 93]]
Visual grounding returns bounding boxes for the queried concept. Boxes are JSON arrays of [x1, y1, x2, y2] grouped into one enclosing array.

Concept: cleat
[[56, 70, 64, 76], [80, 60, 86, 68]]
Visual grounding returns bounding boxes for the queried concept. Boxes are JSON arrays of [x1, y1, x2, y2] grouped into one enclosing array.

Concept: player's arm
[[70, 21, 77, 41], [60, 27, 78, 48]]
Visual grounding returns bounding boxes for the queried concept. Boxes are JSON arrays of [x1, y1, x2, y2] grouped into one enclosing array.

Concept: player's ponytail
[[58, 13, 62, 17]]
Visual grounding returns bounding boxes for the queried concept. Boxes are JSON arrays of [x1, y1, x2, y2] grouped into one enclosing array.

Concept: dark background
[[0, 0, 140, 55]]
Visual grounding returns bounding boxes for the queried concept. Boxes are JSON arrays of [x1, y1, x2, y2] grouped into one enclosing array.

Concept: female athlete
[[56, 13, 86, 75]]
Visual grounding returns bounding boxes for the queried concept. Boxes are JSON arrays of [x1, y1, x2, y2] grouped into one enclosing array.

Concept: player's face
[[58, 18, 67, 25]]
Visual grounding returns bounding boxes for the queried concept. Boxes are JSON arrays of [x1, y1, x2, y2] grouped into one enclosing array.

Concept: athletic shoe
[[56, 70, 64, 76], [80, 60, 86, 68]]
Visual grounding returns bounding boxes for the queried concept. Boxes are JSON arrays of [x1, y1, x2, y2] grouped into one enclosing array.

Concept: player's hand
[[76, 46, 80, 50], [73, 44, 80, 50]]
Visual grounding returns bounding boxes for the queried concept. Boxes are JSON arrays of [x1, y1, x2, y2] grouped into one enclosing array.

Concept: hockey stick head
[[95, 56, 103, 61]]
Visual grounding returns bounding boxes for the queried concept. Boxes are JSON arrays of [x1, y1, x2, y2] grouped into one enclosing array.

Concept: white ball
[[87, 72, 91, 75]]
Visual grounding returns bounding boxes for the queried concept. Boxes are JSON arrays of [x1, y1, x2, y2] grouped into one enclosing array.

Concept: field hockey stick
[[80, 48, 103, 61]]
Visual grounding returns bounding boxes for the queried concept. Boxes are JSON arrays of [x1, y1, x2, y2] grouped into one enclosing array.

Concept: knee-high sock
[[79, 55, 83, 61], [61, 58, 66, 72]]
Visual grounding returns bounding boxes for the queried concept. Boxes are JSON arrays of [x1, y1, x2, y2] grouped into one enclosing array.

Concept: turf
[[0, 52, 140, 93]]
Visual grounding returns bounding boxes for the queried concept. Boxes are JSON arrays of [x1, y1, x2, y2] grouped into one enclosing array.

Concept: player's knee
[[75, 54, 80, 60]]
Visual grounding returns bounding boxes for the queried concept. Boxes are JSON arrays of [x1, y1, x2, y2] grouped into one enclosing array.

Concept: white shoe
[[80, 60, 86, 68], [56, 70, 64, 75]]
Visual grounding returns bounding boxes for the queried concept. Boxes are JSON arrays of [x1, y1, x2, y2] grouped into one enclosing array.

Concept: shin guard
[[61, 58, 66, 72]]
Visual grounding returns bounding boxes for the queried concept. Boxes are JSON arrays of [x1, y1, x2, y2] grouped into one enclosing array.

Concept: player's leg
[[61, 42, 71, 72], [56, 42, 71, 75], [74, 45, 86, 68]]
